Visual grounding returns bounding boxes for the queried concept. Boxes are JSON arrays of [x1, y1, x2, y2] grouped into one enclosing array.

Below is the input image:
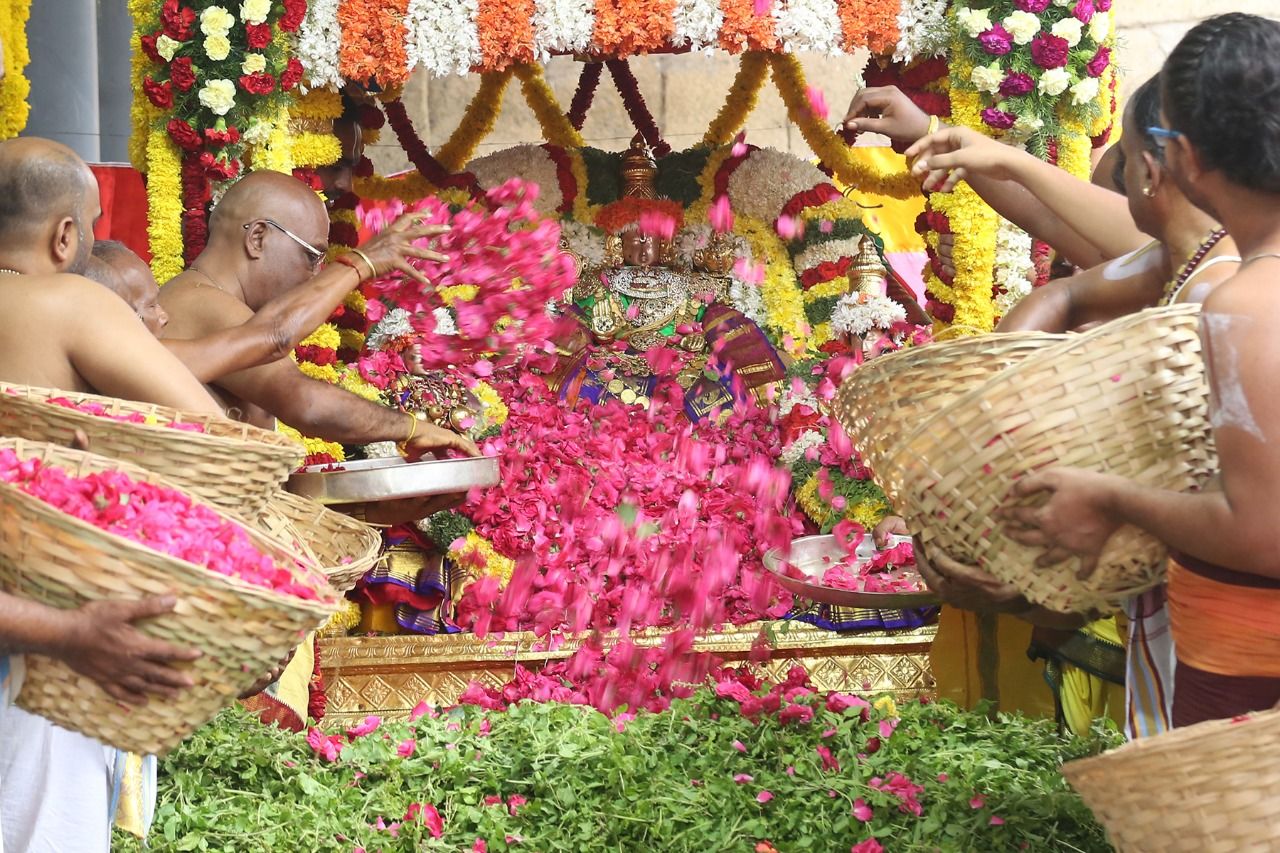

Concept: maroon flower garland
[[567, 61, 604, 131], [179, 152, 212, 262], [606, 59, 670, 157], [382, 98, 481, 195]]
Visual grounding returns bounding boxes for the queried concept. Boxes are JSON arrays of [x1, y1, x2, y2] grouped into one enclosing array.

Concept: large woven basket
[[1064, 709, 1280, 851], [884, 304, 1215, 613], [0, 382, 303, 515], [250, 490, 383, 593], [831, 332, 1065, 503], [0, 438, 339, 755]]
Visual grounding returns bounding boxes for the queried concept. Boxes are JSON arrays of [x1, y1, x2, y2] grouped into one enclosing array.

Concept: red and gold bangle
[[332, 254, 365, 280]]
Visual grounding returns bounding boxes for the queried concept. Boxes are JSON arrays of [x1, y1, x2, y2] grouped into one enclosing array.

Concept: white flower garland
[[773, 0, 842, 55], [367, 307, 416, 352], [405, 0, 482, 78], [993, 217, 1035, 318], [532, 0, 596, 59], [363, 441, 400, 458], [726, 148, 829, 224], [777, 382, 819, 417], [829, 291, 906, 337], [432, 306, 458, 336], [792, 237, 863, 279], [294, 0, 343, 92], [560, 219, 607, 271], [672, 0, 723, 52], [467, 145, 563, 215], [893, 0, 949, 64], [780, 428, 825, 468]]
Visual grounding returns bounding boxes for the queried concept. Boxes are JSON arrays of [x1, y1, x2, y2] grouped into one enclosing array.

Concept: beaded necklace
[[1160, 228, 1227, 304]]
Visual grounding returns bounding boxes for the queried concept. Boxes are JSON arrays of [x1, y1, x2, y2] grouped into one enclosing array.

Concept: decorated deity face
[[621, 229, 663, 268]]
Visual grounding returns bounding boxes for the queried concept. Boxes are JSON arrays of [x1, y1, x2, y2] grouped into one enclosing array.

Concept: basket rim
[[0, 381, 303, 454], [0, 439, 338, 611], [895, 304, 1203, 459]]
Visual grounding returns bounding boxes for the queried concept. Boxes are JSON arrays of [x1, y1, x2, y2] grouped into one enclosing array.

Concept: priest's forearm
[[1103, 480, 1280, 579]]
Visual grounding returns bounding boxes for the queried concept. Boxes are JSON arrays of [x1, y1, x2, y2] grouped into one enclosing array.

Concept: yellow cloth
[[112, 753, 147, 838], [271, 635, 316, 722], [1059, 617, 1126, 736], [833, 147, 926, 255], [930, 608, 1057, 717]]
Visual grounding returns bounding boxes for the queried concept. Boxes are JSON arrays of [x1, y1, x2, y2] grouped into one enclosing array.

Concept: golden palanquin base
[[319, 622, 937, 725]]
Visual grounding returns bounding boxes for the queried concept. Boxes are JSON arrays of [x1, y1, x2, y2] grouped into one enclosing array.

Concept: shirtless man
[[0, 137, 215, 853], [160, 170, 479, 459], [86, 218, 436, 384]]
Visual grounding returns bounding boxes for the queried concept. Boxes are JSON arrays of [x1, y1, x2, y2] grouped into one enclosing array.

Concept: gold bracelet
[[350, 248, 377, 279], [396, 411, 420, 455], [927, 115, 940, 136]]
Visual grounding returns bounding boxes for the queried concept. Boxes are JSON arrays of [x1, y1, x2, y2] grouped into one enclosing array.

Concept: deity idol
[[548, 138, 786, 421]]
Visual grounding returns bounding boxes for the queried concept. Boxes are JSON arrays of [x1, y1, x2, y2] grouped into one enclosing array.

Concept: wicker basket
[[883, 305, 1215, 613], [250, 490, 383, 593], [0, 382, 303, 515], [831, 332, 1065, 503], [0, 438, 339, 755], [1063, 709, 1280, 851]]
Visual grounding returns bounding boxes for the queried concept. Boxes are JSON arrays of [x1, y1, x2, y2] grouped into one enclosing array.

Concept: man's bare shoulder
[[160, 274, 254, 337], [1203, 262, 1280, 317]]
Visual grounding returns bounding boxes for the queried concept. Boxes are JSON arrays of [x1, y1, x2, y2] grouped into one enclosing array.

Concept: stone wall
[[367, 1, 1275, 174]]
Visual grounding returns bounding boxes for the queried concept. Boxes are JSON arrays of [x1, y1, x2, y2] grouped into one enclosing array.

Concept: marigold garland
[[338, 0, 412, 89], [435, 69, 515, 173], [718, 0, 778, 52], [512, 64, 584, 150], [702, 51, 769, 148], [768, 54, 920, 200], [476, 0, 536, 70], [146, 128, 186, 283], [0, 0, 32, 141], [592, 0, 676, 58], [126, 0, 160, 168], [449, 529, 516, 584], [836, 0, 899, 56], [290, 132, 343, 169]]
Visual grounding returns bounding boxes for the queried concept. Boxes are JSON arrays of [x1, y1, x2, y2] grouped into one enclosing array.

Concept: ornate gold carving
[[620, 135, 658, 200], [848, 235, 889, 295], [320, 622, 937, 725]]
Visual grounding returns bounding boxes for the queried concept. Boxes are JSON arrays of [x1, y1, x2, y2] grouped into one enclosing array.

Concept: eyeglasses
[[1146, 126, 1184, 144], [244, 219, 325, 266]]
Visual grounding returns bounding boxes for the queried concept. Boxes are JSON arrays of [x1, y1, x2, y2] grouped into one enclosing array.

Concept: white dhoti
[[0, 701, 113, 853]]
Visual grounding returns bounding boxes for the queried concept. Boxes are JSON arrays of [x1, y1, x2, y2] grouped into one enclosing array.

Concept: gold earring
[[1142, 185, 1155, 198]]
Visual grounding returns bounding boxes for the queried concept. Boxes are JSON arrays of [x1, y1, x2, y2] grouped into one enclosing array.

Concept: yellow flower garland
[[291, 133, 342, 169], [292, 88, 344, 121], [471, 379, 509, 427], [769, 54, 920, 201], [794, 474, 888, 530], [702, 51, 770, 148], [921, 50, 1000, 336], [145, 128, 186, 283], [513, 63, 584, 150], [435, 69, 515, 173], [449, 529, 516, 584], [0, 0, 33, 141], [277, 420, 345, 463], [566, 148, 596, 224]]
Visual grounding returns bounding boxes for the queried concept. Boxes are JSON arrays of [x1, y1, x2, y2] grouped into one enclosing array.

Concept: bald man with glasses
[[159, 170, 479, 464]]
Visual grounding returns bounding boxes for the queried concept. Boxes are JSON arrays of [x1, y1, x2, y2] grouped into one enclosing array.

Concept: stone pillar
[[24, 0, 101, 161], [97, 0, 135, 163]]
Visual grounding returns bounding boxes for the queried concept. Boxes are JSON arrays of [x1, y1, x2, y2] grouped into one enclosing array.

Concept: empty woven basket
[[1064, 709, 1280, 851], [884, 304, 1215, 613], [831, 331, 1065, 503], [0, 382, 303, 515], [250, 490, 383, 593], [0, 438, 338, 755]]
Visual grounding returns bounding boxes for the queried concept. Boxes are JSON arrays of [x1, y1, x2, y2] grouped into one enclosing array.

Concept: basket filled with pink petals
[[1064, 708, 1280, 851], [0, 438, 339, 755], [0, 382, 303, 515]]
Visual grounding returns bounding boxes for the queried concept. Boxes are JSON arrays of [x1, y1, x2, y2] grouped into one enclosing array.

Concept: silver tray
[[763, 533, 939, 610], [285, 455, 499, 505]]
